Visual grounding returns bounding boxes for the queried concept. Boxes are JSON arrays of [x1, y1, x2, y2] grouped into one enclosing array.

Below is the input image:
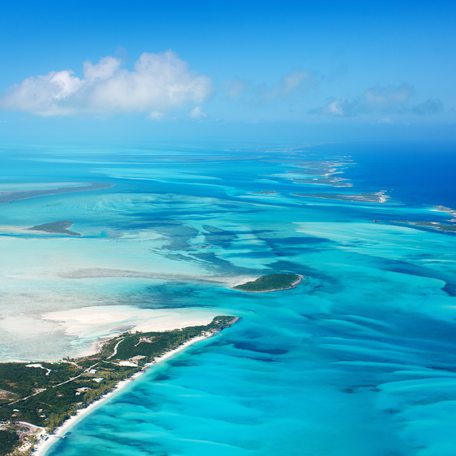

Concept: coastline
[[31, 332, 216, 456]]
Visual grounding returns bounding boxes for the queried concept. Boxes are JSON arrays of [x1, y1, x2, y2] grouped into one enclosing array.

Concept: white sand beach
[[32, 332, 214, 456], [42, 304, 219, 357]]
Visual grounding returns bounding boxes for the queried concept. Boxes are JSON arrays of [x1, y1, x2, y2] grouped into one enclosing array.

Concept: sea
[[1, 141, 456, 456]]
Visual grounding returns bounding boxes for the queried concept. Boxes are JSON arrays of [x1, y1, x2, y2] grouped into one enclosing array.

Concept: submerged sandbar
[[0, 182, 112, 204]]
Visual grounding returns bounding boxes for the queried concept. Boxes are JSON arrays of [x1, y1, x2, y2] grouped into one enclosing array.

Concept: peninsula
[[0, 316, 238, 456]]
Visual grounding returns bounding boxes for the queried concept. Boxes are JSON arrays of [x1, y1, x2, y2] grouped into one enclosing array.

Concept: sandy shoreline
[[32, 333, 213, 456], [41, 305, 220, 359]]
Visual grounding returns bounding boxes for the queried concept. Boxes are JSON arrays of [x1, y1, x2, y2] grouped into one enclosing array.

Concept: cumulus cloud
[[0, 51, 212, 117], [311, 84, 443, 117], [148, 110, 165, 121]]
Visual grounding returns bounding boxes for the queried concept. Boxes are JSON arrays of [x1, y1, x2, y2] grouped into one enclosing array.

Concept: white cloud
[[325, 100, 345, 116], [281, 70, 310, 94], [83, 56, 121, 82], [189, 106, 207, 119], [1, 51, 212, 117], [311, 84, 443, 117], [148, 110, 165, 121]]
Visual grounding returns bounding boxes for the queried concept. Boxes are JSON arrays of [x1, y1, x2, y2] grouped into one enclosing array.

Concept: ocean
[[1, 141, 456, 456]]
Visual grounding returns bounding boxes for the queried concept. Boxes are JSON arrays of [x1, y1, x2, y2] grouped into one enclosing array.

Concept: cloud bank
[[312, 84, 443, 117], [1, 51, 212, 117]]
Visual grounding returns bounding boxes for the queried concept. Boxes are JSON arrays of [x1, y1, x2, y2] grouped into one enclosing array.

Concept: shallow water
[[1, 142, 456, 455]]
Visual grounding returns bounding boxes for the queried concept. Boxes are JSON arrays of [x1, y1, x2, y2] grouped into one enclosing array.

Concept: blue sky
[[0, 0, 455, 143]]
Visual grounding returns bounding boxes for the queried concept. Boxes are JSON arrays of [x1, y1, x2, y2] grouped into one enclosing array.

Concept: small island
[[0, 316, 238, 456], [28, 221, 80, 236], [234, 273, 303, 292]]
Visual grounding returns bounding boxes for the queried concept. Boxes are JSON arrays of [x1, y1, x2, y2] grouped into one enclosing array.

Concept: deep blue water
[[343, 141, 456, 207], [1, 141, 456, 456]]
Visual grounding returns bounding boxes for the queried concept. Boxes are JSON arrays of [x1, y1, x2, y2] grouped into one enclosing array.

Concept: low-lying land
[[28, 221, 80, 236], [393, 219, 456, 234], [0, 316, 238, 456], [434, 205, 456, 221], [295, 191, 388, 203], [234, 273, 302, 292]]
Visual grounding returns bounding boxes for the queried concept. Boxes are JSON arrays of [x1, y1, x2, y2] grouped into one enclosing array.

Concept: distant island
[[28, 221, 81, 236], [294, 190, 389, 204], [434, 205, 456, 222], [0, 316, 238, 456], [392, 219, 456, 234], [234, 273, 303, 292]]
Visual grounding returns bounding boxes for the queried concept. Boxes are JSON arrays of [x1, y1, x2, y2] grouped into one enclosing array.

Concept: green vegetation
[[0, 315, 238, 455], [0, 429, 19, 456], [234, 273, 302, 292]]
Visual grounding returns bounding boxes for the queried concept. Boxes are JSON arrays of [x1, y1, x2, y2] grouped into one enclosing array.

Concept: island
[[386, 204, 456, 235], [392, 220, 456, 234], [284, 160, 353, 188], [234, 273, 303, 292], [294, 190, 389, 204], [434, 205, 456, 222], [28, 221, 81, 236], [0, 316, 238, 456]]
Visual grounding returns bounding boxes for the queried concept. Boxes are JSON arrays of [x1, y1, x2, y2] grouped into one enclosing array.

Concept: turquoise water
[[2, 143, 456, 455]]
